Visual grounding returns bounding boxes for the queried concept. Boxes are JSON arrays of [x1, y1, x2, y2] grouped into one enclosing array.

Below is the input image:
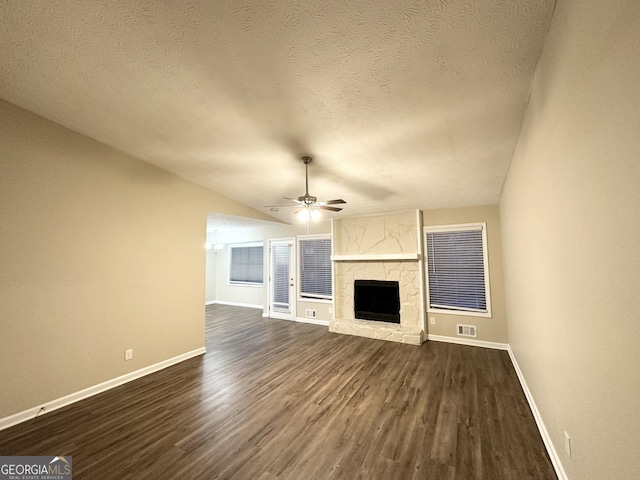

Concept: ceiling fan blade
[[317, 205, 343, 212], [283, 197, 304, 204], [317, 199, 346, 205]]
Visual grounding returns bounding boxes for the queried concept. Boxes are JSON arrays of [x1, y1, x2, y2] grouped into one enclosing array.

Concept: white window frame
[[228, 242, 264, 287], [423, 222, 492, 318], [297, 234, 333, 303]]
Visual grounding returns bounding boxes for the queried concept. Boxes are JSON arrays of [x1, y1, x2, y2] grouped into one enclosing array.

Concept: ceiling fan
[[264, 156, 346, 219]]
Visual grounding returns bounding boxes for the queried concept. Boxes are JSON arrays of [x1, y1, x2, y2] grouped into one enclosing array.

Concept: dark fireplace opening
[[354, 280, 401, 324]]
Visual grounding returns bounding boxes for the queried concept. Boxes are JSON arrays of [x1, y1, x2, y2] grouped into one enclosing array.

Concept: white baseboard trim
[[507, 346, 567, 480], [0, 347, 206, 432], [426, 334, 565, 479], [262, 312, 269, 318], [427, 334, 509, 351], [262, 314, 330, 326], [295, 316, 330, 327], [207, 300, 263, 309], [205, 300, 216, 305]]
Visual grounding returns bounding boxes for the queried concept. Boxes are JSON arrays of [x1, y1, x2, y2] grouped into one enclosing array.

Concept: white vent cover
[[457, 324, 477, 337], [305, 309, 317, 319]]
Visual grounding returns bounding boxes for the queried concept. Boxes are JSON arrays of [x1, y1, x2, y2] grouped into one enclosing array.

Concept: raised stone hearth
[[330, 211, 426, 345], [330, 318, 423, 344]]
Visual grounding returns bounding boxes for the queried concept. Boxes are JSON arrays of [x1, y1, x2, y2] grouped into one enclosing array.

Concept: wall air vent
[[457, 324, 477, 337]]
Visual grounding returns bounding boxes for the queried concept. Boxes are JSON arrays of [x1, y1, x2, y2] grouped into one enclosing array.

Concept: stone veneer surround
[[330, 211, 425, 345]]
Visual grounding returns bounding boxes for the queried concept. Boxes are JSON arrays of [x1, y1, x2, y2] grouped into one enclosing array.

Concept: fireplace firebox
[[354, 280, 401, 324]]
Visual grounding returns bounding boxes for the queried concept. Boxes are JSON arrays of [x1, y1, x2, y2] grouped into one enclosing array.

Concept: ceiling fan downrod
[[300, 156, 316, 204]]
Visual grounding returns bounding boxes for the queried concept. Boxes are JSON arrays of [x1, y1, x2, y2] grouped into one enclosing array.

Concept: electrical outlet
[[124, 348, 133, 361], [564, 431, 571, 458], [328, 307, 333, 314], [430, 317, 436, 325]]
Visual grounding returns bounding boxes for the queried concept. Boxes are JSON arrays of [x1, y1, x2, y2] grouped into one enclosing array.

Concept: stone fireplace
[[330, 210, 426, 345]]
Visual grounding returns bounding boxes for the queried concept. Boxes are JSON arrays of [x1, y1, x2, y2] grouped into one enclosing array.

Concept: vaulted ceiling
[[0, 0, 554, 223]]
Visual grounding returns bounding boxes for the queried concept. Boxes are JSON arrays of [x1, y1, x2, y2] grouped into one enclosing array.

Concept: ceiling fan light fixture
[[263, 156, 346, 220], [297, 206, 321, 222], [297, 208, 309, 222]]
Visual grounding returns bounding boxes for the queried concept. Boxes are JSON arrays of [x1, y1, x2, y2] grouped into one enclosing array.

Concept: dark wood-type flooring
[[0, 304, 556, 479]]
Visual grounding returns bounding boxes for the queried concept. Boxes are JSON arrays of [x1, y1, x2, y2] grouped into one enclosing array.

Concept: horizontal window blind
[[426, 228, 487, 312], [229, 245, 263, 285], [299, 237, 332, 300], [272, 245, 290, 306]]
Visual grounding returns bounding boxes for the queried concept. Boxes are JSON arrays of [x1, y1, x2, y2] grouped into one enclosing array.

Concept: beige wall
[[0, 100, 275, 419], [499, 1, 640, 479], [422, 205, 507, 344]]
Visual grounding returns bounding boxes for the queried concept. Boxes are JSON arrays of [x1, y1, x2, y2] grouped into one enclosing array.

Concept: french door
[[269, 239, 295, 320]]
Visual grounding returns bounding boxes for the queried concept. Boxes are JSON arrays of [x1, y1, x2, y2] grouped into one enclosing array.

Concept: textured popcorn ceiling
[[0, 0, 554, 222]]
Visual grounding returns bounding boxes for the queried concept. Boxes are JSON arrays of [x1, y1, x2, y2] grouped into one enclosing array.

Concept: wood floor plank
[[0, 304, 557, 479]]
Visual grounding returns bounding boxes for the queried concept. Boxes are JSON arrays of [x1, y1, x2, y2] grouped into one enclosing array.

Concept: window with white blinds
[[229, 243, 264, 285], [298, 236, 332, 300], [424, 223, 491, 316]]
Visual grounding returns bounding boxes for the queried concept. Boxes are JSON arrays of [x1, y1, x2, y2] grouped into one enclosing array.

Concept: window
[[229, 243, 263, 286], [298, 235, 332, 301], [424, 223, 491, 317]]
